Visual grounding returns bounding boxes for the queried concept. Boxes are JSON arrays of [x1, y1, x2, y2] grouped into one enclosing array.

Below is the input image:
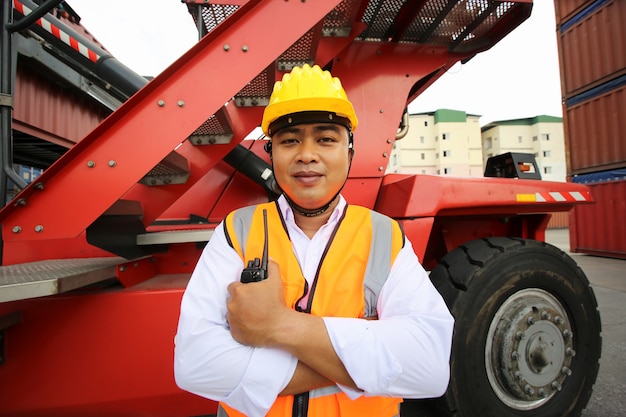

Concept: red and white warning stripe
[[13, 0, 100, 63], [535, 191, 592, 203], [516, 190, 593, 203]]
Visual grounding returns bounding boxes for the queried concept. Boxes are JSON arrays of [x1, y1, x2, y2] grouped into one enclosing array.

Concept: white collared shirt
[[174, 195, 454, 417]]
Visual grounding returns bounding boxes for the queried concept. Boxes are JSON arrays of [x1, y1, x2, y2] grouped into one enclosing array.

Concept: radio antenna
[[261, 209, 268, 271]]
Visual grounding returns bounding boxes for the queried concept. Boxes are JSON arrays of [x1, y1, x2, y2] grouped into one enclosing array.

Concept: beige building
[[481, 115, 566, 182], [387, 109, 483, 177], [388, 110, 566, 182]]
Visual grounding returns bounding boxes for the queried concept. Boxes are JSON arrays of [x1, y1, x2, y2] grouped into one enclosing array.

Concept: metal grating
[[278, 29, 316, 71], [405, 0, 515, 45], [0, 257, 125, 302], [322, 0, 358, 36], [188, 107, 234, 145], [359, 0, 406, 41], [460, 2, 516, 44], [358, 0, 516, 48], [140, 152, 190, 186], [234, 70, 273, 107], [193, 3, 240, 34]]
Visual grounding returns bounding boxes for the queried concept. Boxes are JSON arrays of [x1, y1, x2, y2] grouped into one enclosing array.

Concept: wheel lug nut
[[566, 347, 576, 357], [552, 381, 562, 391], [541, 311, 551, 320], [555, 316, 563, 325], [527, 316, 536, 325], [562, 366, 572, 376], [511, 351, 520, 361], [538, 388, 546, 398], [524, 384, 535, 395], [563, 329, 573, 338], [516, 331, 525, 340]]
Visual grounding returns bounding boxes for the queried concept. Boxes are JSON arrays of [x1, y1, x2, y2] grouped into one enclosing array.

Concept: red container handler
[[570, 170, 626, 259]]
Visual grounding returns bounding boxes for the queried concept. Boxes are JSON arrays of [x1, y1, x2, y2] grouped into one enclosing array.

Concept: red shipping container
[[556, 0, 626, 97], [554, 0, 592, 22], [570, 177, 626, 259], [547, 211, 570, 229], [565, 83, 626, 174]]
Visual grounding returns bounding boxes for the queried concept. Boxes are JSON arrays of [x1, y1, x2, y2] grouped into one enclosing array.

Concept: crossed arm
[[174, 223, 454, 416]]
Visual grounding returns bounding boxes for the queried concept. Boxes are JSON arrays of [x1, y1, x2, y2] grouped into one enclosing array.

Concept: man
[[174, 64, 454, 417]]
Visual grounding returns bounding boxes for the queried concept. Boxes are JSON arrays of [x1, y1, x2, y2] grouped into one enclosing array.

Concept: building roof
[[481, 115, 563, 132], [409, 108, 482, 122]]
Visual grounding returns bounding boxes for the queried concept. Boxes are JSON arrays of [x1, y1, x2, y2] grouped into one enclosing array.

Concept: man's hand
[[227, 259, 291, 347], [228, 258, 359, 390]]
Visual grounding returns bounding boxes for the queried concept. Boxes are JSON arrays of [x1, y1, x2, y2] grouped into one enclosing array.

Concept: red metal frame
[[0, 276, 217, 417], [0, 0, 341, 243]]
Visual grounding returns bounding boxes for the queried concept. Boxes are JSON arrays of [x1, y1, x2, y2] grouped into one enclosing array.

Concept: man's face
[[271, 123, 352, 210]]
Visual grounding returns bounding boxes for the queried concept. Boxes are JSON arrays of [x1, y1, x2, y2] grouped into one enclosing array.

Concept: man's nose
[[296, 138, 318, 163]]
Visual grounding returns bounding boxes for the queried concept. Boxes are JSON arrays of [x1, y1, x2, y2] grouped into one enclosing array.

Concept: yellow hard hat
[[261, 64, 358, 136]]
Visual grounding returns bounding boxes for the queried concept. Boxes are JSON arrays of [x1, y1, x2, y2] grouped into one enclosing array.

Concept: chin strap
[[283, 192, 338, 217]]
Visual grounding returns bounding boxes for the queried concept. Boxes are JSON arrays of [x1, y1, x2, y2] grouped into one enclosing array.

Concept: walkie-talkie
[[240, 209, 269, 283]]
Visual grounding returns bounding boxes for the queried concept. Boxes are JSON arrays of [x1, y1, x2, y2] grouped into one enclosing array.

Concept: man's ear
[[348, 132, 354, 158], [264, 140, 272, 158]]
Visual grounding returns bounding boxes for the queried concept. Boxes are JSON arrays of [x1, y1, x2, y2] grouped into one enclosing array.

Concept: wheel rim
[[485, 288, 575, 410]]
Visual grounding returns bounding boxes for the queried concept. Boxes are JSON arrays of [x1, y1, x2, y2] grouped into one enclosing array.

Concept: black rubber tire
[[428, 237, 601, 417]]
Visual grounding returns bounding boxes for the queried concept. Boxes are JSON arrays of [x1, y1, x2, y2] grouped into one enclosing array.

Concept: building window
[[518, 136, 523, 143], [420, 153, 425, 160], [420, 136, 425, 144], [442, 133, 450, 140], [543, 150, 551, 157], [424, 121, 428, 126], [392, 154, 397, 165], [541, 133, 550, 141], [444, 168, 451, 174], [544, 166, 552, 174], [485, 137, 492, 149], [534, 152, 539, 157], [533, 135, 538, 141], [443, 150, 451, 157]]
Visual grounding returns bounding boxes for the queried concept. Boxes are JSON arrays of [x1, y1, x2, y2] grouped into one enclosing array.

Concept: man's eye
[[278, 138, 298, 145]]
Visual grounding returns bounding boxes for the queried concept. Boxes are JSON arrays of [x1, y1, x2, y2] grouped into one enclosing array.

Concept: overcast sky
[[68, 0, 562, 126]]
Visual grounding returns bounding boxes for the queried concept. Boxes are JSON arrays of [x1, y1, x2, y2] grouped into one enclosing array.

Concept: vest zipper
[[292, 392, 309, 417]]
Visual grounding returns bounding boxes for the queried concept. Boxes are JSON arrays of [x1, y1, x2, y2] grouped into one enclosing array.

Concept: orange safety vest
[[221, 201, 405, 417]]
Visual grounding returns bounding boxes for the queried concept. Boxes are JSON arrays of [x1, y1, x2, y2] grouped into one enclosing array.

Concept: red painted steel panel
[[375, 174, 593, 219], [556, 0, 626, 96], [13, 64, 108, 147], [554, 0, 591, 22], [0, 276, 218, 416], [570, 179, 626, 258], [564, 84, 626, 174]]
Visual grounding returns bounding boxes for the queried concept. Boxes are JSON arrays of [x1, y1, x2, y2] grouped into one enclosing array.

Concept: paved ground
[[545, 228, 626, 417]]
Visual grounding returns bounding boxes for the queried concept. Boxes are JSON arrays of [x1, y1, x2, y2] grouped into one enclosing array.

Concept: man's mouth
[[293, 171, 322, 184]]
